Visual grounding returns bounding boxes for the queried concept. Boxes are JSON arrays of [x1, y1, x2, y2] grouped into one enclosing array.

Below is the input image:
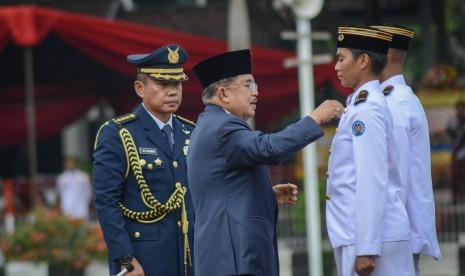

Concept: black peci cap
[[337, 25, 393, 55], [192, 49, 252, 89], [127, 44, 188, 81], [370, 24, 414, 51]]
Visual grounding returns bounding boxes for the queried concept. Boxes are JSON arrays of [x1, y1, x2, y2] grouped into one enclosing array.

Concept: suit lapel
[[137, 105, 173, 158], [173, 117, 189, 160]]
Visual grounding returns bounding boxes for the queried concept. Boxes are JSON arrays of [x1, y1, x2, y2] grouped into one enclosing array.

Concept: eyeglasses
[[224, 82, 258, 91]]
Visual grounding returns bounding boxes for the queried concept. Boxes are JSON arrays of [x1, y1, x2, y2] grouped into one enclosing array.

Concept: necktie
[[161, 124, 173, 151]]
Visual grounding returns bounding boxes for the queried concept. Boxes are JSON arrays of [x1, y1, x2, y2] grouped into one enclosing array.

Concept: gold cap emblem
[[338, 34, 344, 41], [167, 47, 180, 64]]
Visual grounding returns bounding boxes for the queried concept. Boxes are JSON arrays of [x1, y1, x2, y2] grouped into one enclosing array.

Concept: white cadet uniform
[[57, 169, 92, 219], [381, 75, 442, 273], [326, 80, 414, 276]]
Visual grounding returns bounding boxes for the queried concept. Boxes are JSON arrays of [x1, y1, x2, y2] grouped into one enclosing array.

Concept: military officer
[[326, 26, 415, 276], [93, 44, 195, 276], [371, 24, 442, 275]]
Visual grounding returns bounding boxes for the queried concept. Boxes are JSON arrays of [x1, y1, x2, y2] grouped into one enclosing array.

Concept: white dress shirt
[[381, 75, 441, 259], [326, 80, 410, 256]]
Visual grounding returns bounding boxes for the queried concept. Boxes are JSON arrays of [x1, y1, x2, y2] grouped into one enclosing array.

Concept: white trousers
[[333, 241, 415, 276]]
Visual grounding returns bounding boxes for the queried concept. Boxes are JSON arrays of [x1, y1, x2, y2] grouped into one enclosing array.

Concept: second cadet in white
[[327, 25, 415, 276], [372, 24, 442, 275]]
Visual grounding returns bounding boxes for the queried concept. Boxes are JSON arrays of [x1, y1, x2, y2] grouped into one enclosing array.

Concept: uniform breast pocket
[[125, 219, 159, 241]]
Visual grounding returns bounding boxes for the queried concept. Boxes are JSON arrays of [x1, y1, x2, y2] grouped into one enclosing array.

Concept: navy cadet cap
[[370, 24, 414, 51], [337, 25, 393, 55], [192, 49, 252, 89], [127, 44, 189, 81]]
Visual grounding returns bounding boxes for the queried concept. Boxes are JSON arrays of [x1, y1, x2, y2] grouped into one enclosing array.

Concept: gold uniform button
[[147, 163, 153, 170], [325, 194, 331, 200], [343, 107, 348, 113], [173, 161, 178, 168], [135, 232, 141, 238], [335, 128, 339, 132], [139, 159, 146, 166], [185, 139, 190, 145]]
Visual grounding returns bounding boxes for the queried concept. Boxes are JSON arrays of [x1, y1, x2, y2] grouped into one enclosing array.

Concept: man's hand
[[123, 258, 144, 276], [310, 100, 344, 124], [355, 255, 375, 276], [273, 183, 298, 206]]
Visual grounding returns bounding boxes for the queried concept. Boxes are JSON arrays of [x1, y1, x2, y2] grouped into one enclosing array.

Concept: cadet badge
[[352, 120, 365, 136]]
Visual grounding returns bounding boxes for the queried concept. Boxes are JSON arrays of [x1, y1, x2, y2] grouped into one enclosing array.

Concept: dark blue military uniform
[[93, 45, 195, 276]]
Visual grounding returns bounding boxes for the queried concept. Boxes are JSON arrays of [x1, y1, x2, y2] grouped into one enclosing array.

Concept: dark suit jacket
[[186, 104, 323, 276], [93, 104, 195, 276]]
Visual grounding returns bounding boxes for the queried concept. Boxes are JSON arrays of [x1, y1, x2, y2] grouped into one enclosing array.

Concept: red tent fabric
[[0, 5, 349, 147]]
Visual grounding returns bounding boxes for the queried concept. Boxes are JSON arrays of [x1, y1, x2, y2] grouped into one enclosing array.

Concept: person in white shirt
[[56, 156, 92, 220], [326, 25, 414, 276], [372, 24, 442, 276]]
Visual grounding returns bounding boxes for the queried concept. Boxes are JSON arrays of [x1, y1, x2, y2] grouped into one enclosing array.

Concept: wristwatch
[[117, 254, 133, 265]]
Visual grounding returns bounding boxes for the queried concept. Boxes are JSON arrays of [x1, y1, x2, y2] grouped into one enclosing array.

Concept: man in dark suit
[[93, 44, 195, 276], [187, 49, 342, 276]]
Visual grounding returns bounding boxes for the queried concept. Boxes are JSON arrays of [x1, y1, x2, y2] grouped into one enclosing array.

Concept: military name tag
[[139, 147, 158, 155]]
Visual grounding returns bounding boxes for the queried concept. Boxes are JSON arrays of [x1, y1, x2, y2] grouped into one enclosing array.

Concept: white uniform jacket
[[381, 75, 441, 259], [326, 80, 410, 256]]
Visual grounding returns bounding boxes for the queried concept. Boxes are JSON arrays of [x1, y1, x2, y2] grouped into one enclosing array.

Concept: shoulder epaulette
[[112, 113, 137, 125], [354, 90, 369, 105], [383, 85, 393, 95], [174, 114, 196, 127]]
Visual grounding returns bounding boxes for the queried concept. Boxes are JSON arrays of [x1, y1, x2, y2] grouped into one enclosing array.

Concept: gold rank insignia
[[154, 158, 163, 166], [354, 90, 368, 105], [167, 46, 180, 64], [383, 85, 393, 95], [185, 139, 190, 145]]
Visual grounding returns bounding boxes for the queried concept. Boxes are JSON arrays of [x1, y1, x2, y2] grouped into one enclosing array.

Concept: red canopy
[[0, 5, 349, 147]]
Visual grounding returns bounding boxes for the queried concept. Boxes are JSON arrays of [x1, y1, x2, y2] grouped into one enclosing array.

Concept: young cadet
[[93, 45, 195, 276], [326, 26, 415, 276], [371, 24, 442, 275]]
